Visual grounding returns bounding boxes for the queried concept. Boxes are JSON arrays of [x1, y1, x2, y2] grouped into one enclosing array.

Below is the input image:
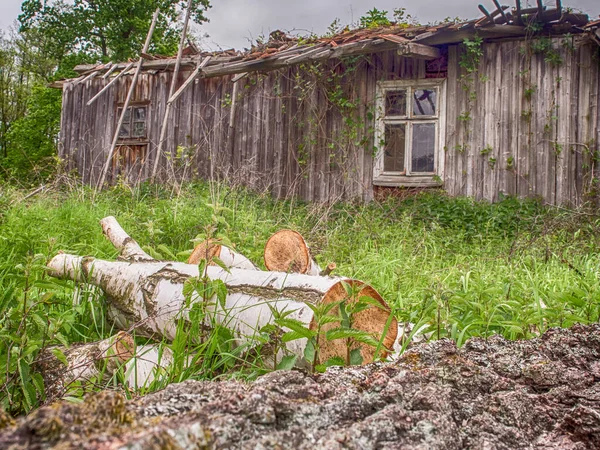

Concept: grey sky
[[1, 0, 598, 51]]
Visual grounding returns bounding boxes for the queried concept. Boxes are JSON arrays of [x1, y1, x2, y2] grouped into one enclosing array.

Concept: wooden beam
[[492, 0, 510, 24], [151, 0, 194, 182], [396, 42, 441, 60], [86, 63, 134, 106], [102, 62, 118, 79], [166, 55, 212, 105]]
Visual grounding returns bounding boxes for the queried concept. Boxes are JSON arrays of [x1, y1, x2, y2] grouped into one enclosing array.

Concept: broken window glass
[[412, 89, 437, 116], [383, 123, 406, 172]]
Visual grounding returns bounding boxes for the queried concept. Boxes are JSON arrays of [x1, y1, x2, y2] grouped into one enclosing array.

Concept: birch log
[[264, 230, 323, 275], [100, 216, 155, 262], [187, 238, 258, 270], [34, 332, 135, 400], [125, 344, 174, 389], [47, 254, 397, 365]]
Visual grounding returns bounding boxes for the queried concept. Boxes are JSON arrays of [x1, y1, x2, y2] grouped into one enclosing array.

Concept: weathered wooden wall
[[444, 36, 600, 206], [59, 51, 432, 202], [59, 35, 600, 205]]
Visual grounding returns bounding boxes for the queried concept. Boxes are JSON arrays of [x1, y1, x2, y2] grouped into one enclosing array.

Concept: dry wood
[[151, 0, 194, 184], [125, 344, 174, 389], [187, 238, 258, 270], [96, 8, 160, 191], [86, 62, 134, 106], [264, 229, 322, 275], [34, 332, 135, 401], [47, 253, 397, 366], [100, 216, 155, 262]]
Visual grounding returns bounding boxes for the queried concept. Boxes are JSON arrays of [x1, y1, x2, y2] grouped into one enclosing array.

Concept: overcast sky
[[1, 0, 598, 51]]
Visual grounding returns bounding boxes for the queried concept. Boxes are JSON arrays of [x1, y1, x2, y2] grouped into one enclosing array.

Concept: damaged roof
[[68, 1, 598, 83]]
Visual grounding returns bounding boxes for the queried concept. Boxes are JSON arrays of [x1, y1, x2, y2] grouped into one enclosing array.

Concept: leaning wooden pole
[[150, 0, 193, 183], [96, 8, 160, 192], [47, 254, 397, 365]]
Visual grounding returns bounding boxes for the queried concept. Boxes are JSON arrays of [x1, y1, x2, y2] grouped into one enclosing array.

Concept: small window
[[374, 80, 445, 186], [117, 106, 147, 139]]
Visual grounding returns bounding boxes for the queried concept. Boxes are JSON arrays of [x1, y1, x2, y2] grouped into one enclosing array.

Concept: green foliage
[[2, 86, 62, 183], [3, 183, 600, 416], [459, 36, 484, 75], [359, 8, 391, 29], [19, 0, 211, 62]]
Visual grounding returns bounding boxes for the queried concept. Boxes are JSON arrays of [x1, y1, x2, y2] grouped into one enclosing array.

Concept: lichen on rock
[[2, 323, 600, 449]]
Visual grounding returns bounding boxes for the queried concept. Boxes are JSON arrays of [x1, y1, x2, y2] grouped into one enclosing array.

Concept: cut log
[[47, 254, 397, 365], [187, 238, 258, 270], [125, 344, 174, 389], [34, 332, 135, 401], [100, 216, 155, 262], [264, 229, 322, 275]]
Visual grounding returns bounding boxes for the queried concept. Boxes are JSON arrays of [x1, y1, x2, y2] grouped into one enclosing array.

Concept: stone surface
[[2, 323, 600, 449]]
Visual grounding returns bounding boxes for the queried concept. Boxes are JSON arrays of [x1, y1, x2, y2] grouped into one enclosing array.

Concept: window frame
[[116, 103, 149, 143], [373, 79, 446, 187]]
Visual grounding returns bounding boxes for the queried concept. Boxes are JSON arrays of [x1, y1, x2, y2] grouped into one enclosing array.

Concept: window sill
[[373, 175, 442, 187]]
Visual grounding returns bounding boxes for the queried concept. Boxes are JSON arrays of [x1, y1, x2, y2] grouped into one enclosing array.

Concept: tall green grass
[[1, 181, 599, 415]]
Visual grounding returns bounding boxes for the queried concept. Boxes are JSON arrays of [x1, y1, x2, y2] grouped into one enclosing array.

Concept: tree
[[18, 0, 211, 62]]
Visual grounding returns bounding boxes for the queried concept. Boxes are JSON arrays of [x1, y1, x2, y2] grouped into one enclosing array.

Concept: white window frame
[[373, 79, 446, 187]]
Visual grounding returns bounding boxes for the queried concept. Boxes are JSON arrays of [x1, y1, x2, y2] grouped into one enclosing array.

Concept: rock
[[2, 324, 600, 449]]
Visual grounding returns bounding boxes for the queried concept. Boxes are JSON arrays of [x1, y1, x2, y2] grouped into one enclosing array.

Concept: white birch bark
[[35, 331, 135, 400], [47, 254, 397, 365]]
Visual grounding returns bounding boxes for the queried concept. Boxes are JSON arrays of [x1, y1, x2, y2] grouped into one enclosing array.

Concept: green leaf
[[304, 338, 316, 363], [51, 348, 69, 366], [281, 330, 309, 343], [349, 348, 363, 366], [314, 364, 327, 373], [325, 356, 345, 367], [325, 327, 379, 347], [276, 355, 297, 370], [211, 256, 231, 274], [276, 318, 315, 339]]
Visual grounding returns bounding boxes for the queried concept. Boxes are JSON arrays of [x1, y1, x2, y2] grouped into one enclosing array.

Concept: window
[[117, 105, 147, 139], [373, 80, 445, 186]]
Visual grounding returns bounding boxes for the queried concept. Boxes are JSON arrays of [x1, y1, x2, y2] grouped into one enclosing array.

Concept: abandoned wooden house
[[54, 2, 600, 205]]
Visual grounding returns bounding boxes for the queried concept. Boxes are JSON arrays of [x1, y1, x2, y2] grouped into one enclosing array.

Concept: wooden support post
[[492, 0, 510, 24], [167, 56, 212, 105], [86, 63, 134, 106], [150, 0, 194, 183], [536, 0, 544, 17], [96, 8, 160, 192], [514, 0, 523, 25], [102, 62, 117, 79], [478, 4, 495, 23]]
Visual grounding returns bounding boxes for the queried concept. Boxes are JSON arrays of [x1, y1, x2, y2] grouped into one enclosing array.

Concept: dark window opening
[[117, 106, 147, 139]]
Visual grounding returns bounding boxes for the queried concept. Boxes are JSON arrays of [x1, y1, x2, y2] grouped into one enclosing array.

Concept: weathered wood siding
[[444, 36, 600, 206], [59, 36, 600, 205], [59, 51, 431, 202]]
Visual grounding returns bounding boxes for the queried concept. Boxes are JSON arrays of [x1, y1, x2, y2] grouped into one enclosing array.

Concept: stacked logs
[[41, 217, 399, 399]]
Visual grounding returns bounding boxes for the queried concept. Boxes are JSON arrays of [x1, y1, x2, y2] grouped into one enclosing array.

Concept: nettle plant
[[270, 281, 388, 373]]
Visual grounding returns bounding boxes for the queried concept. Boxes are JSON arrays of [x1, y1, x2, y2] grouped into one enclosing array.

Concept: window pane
[[134, 107, 146, 120], [411, 123, 435, 173], [119, 123, 130, 138], [133, 121, 146, 137], [385, 90, 407, 116], [383, 123, 406, 172], [120, 107, 131, 122], [412, 89, 437, 116]]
